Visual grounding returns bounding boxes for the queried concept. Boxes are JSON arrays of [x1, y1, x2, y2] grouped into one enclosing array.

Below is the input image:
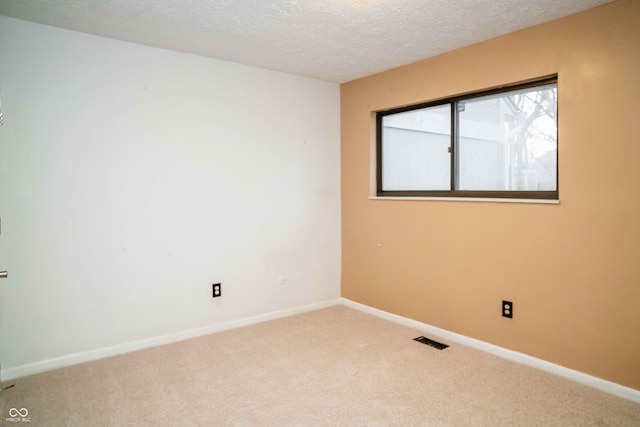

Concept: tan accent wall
[[340, 0, 640, 390]]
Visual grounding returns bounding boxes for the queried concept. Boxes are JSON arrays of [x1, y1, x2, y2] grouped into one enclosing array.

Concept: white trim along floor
[[2, 297, 639, 404]]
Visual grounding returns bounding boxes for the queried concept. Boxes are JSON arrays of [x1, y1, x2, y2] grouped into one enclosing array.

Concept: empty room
[[0, 0, 639, 425]]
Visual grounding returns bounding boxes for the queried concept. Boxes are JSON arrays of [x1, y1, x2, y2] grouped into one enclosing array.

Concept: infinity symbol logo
[[9, 407, 28, 417]]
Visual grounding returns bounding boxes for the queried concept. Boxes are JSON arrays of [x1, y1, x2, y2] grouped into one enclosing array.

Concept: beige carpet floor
[[1, 305, 639, 426]]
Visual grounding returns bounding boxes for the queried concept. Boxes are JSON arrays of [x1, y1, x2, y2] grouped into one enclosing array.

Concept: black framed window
[[376, 76, 558, 200]]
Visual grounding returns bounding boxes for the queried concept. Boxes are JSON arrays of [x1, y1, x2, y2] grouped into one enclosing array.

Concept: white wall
[[0, 17, 341, 376]]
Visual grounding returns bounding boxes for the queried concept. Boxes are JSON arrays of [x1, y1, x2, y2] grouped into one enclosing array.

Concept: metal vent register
[[413, 336, 449, 350]]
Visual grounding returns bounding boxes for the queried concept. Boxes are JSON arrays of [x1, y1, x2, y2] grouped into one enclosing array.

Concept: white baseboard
[[1, 298, 341, 382], [5, 297, 639, 404], [340, 298, 640, 404]]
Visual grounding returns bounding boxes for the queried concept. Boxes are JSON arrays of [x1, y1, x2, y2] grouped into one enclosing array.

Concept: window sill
[[368, 196, 560, 205]]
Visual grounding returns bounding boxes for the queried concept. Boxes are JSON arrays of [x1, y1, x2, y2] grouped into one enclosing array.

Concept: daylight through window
[[377, 77, 558, 200]]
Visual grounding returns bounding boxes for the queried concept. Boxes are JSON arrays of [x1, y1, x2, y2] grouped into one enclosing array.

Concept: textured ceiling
[[0, 0, 613, 83]]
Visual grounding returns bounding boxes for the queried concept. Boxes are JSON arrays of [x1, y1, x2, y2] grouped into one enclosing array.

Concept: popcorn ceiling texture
[[0, 0, 613, 83]]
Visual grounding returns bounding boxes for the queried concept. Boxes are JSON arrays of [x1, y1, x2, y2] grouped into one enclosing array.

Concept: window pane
[[457, 84, 557, 191], [381, 104, 451, 191]]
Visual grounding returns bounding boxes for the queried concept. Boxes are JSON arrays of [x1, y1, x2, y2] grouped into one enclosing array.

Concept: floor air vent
[[413, 336, 449, 350]]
